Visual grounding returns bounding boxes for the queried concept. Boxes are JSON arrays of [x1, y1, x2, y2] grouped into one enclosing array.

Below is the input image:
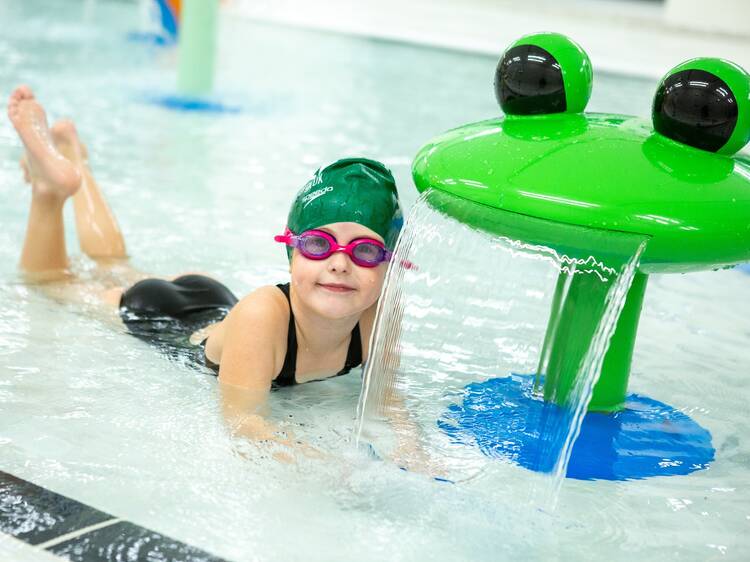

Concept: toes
[[51, 119, 78, 143], [16, 85, 34, 100], [51, 119, 75, 134], [7, 93, 17, 118], [7, 85, 36, 121], [51, 120, 83, 162], [9, 85, 33, 105], [7, 102, 18, 122]]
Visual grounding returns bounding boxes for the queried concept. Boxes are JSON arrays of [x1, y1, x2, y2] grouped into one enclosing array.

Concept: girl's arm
[[214, 289, 284, 440], [213, 288, 323, 459], [214, 287, 284, 391]]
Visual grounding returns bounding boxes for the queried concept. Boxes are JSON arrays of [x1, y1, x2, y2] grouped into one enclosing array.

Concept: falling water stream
[[356, 189, 648, 508]]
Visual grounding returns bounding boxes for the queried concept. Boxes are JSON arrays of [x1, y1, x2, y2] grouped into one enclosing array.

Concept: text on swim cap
[[301, 185, 334, 207], [303, 169, 324, 191]]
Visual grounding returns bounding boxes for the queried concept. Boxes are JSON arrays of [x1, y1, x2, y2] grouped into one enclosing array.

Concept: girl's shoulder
[[205, 285, 289, 361], [229, 284, 289, 330], [209, 284, 290, 388]]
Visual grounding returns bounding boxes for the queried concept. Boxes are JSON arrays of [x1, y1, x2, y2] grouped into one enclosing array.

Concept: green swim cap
[[285, 158, 403, 259]]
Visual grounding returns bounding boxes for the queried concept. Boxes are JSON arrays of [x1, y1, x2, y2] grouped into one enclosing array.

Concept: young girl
[[8, 85, 404, 445]]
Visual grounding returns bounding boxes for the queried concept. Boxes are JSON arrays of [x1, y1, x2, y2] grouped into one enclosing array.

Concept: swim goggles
[[274, 228, 392, 268]]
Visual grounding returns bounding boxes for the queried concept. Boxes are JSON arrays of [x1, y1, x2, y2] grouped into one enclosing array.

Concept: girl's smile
[[317, 282, 356, 293]]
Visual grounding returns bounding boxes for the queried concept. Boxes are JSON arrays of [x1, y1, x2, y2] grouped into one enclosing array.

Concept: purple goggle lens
[[274, 228, 391, 268]]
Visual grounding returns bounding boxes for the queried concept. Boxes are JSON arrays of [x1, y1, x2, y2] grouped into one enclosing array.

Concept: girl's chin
[[310, 298, 365, 319]]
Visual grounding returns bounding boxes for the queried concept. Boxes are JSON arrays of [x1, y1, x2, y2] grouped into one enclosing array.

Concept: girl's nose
[[327, 249, 350, 272]]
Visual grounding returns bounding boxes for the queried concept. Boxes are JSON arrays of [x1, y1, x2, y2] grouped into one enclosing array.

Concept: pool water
[[1, 1, 749, 560]]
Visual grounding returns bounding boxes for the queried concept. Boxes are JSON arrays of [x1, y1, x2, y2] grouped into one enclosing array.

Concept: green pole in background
[[177, 0, 219, 97]]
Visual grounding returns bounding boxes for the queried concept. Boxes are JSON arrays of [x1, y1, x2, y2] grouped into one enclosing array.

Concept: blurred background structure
[[228, 0, 750, 78]]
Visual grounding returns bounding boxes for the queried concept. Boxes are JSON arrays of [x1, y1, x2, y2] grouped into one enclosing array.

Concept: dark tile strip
[[0, 471, 113, 545], [49, 521, 227, 562], [0, 470, 228, 562]]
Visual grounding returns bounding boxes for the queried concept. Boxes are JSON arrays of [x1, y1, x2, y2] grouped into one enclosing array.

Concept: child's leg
[[48, 125, 221, 310], [8, 86, 81, 275], [50, 120, 128, 260], [9, 86, 225, 326]]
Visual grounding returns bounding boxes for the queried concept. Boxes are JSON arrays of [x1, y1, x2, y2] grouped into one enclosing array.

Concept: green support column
[[537, 270, 648, 412], [177, 0, 219, 97], [589, 272, 648, 411]]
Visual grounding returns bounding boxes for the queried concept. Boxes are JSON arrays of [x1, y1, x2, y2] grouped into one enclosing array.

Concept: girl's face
[[290, 222, 388, 320]]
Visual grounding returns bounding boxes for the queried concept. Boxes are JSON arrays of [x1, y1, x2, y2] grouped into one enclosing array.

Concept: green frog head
[[413, 32, 750, 273], [411, 33, 750, 412]]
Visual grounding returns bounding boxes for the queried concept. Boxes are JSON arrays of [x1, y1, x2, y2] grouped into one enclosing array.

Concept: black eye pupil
[[652, 69, 738, 152], [495, 44, 566, 115]]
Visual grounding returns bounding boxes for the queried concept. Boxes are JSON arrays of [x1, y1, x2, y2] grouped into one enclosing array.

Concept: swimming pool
[[1, 1, 749, 560]]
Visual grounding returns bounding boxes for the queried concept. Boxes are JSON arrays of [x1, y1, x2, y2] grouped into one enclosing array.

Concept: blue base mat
[[126, 32, 175, 47], [145, 94, 242, 113], [438, 375, 714, 481], [737, 263, 750, 274]]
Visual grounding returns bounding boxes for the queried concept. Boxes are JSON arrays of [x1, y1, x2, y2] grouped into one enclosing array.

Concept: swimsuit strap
[[275, 283, 297, 387], [274, 283, 362, 386], [341, 323, 362, 375]]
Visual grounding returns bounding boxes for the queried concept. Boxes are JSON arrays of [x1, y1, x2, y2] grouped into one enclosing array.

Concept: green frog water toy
[[412, 32, 750, 414]]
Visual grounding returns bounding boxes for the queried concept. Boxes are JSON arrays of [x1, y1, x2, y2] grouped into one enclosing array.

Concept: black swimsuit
[[274, 283, 362, 386], [119, 275, 362, 385]]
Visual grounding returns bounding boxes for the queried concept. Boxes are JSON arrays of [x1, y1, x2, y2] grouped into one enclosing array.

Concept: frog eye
[[652, 58, 750, 155], [494, 32, 592, 116]]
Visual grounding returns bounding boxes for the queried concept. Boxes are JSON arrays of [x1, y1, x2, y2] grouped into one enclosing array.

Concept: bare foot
[[8, 85, 80, 199], [51, 119, 86, 165], [19, 156, 31, 184]]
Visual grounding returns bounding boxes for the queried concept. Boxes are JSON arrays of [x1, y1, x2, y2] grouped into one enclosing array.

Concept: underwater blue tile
[[49, 520, 227, 562], [0, 471, 113, 545]]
